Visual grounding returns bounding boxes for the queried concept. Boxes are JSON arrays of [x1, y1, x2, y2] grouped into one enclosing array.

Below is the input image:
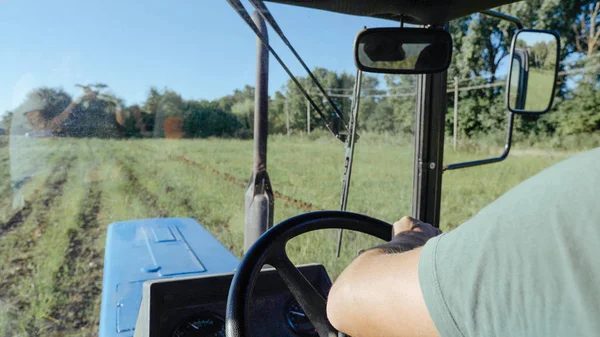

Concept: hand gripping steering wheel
[[225, 211, 393, 337]]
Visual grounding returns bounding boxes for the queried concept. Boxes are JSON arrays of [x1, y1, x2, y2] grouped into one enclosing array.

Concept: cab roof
[[265, 0, 519, 25]]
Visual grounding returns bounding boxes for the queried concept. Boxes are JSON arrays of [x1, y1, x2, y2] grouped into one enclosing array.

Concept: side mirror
[[354, 28, 452, 74], [507, 29, 560, 114]]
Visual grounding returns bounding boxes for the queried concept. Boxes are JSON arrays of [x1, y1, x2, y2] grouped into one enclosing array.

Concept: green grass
[[510, 68, 555, 111], [0, 135, 570, 336], [524, 69, 555, 111]]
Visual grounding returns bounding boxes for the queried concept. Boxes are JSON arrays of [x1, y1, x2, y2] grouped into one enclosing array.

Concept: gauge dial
[[172, 313, 226, 337], [285, 299, 317, 336]]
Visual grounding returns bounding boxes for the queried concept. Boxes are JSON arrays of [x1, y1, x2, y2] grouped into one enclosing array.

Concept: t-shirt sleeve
[[419, 233, 464, 337], [418, 147, 600, 337]]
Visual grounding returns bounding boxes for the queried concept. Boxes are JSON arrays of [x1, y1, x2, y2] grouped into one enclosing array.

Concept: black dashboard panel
[[146, 264, 331, 337]]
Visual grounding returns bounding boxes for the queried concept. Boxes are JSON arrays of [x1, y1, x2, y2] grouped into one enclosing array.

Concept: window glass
[[0, 1, 415, 334]]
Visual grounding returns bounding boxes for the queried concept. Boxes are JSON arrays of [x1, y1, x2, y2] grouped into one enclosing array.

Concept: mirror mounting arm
[[443, 10, 523, 172], [443, 113, 514, 172], [480, 10, 524, 30]]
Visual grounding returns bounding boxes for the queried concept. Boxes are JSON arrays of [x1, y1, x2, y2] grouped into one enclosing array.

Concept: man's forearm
[[326, 247, 439, 337]]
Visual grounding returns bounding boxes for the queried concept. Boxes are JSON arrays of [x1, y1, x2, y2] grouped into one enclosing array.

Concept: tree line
[[2, 0, 598, 140]]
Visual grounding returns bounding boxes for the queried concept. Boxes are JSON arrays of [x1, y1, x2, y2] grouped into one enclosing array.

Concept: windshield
[[0, 2, 415, 335]]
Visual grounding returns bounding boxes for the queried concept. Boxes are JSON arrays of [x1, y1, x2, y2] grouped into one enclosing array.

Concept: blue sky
[[0, 0, 395, 116]]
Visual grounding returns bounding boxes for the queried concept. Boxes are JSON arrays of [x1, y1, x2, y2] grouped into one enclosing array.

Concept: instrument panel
[[171, 313, 225, 337], [137, 264, 331, 337]]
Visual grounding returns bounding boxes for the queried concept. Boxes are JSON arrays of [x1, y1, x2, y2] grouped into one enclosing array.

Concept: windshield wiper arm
[[336, 69, 362, 257], [225, 0, 348, 141], [248, 0, 347, 127]]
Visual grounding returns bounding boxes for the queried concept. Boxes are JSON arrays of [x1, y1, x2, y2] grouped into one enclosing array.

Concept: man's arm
[[326, 218, 441, 337]]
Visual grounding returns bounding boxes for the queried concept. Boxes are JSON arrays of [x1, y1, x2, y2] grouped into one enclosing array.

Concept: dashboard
[[134, 264, 331, 337]]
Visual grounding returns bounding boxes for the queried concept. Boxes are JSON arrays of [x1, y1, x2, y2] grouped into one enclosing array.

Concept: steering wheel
[[225, 211, 393, 337]]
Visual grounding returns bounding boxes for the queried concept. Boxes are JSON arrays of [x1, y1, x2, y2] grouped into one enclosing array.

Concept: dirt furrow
[[0, 159, 73, 297], [48, 182, 103, 336], [118, 149, 241, 249], [0, 156, 73, 238], [176, 155, 324, 213], [116, 158, 169, 217], [0, 157, 74, 336], [118, 151, 198, 215], [0, 202, 33, 236]]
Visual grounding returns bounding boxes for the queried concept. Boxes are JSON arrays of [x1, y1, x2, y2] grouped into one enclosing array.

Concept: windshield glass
[[0, 1, 414, 335]]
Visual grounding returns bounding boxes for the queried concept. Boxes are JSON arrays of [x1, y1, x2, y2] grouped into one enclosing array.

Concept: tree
[[120, 105, 150, 138], [546, 81, 600, 135], [449, 13, 515, 83], [215, 85, 255, 135], [1, 112, 13, 134], [528, 40, 558, 70], [571, 1, 600, 58], [357, 74, 381, 128], [216, 85, 254, 113], [269, 91, 288, 134], [365, 98, 396, 133], [142, 87, 186, 137], [532, 0, 595, 58], [58, 85, 123, 138], [32, 88, 73, 120], [271, 69, 383, 136], [231, 98, 254, 130], [10, 87, 73, 135], [183, 101, 242, 138]]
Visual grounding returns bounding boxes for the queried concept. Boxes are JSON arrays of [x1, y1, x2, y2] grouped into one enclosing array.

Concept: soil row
[[176, 155, 325, 213], [47, 182, 104, 336]]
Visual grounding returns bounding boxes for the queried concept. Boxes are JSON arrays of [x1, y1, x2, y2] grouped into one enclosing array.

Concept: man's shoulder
[[478, 147, 600, 219], [418, 147, 600, 337]]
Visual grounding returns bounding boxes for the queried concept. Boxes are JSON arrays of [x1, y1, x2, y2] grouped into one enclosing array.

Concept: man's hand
[[326, 216, 441, 337], [363, 217, 442, 255], [393, 216, 440, 237]]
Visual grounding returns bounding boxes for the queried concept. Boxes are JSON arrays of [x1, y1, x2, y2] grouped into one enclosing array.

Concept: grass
[[0, 135, 571, 336], [510, 68, 555, 111], [524, 69, 555, 111]]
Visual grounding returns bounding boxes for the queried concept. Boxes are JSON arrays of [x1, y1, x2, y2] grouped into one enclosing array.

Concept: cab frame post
[[412, 71, 447, 228], [244, 11, 274, 253], [412, 25, 449, 228]]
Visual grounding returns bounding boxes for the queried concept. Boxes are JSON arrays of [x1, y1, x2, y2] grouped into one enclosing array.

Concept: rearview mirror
[[507, 29, 560, 114], [354, 28, 452, 74]]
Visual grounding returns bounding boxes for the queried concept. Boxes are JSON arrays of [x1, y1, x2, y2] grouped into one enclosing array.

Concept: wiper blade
[[248, 0, 347, 127], [336, 69, 363, 257], [225, 0, 348, 141]]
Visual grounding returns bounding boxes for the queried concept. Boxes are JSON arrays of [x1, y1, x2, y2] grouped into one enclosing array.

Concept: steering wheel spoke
[[267, 251, 337, 337]]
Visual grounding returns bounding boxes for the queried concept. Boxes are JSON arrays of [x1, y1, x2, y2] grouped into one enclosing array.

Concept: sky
[[0, 0, 396, 116]]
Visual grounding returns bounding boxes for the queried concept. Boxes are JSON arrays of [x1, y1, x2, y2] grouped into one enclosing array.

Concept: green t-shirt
[[419, 147, 600, 337]]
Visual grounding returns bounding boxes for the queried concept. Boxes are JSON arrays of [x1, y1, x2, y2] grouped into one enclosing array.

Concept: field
[[524, 69, 556, 111], [509, 68, 555, 111], [0, 135, 569, 336]]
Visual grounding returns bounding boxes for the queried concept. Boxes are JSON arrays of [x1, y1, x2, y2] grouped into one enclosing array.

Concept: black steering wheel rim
[[225, 210, 393, 337]]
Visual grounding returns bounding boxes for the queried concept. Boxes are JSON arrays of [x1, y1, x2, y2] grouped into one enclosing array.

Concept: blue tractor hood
[[98, 218, 240, 337]]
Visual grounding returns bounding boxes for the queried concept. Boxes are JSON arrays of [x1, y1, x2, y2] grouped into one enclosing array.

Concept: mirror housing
[[354, 28, 452, 74], [507, 29, 560, 115]]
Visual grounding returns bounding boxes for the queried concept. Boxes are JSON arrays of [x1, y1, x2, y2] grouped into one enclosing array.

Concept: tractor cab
[[0, 0, 576, 336]]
